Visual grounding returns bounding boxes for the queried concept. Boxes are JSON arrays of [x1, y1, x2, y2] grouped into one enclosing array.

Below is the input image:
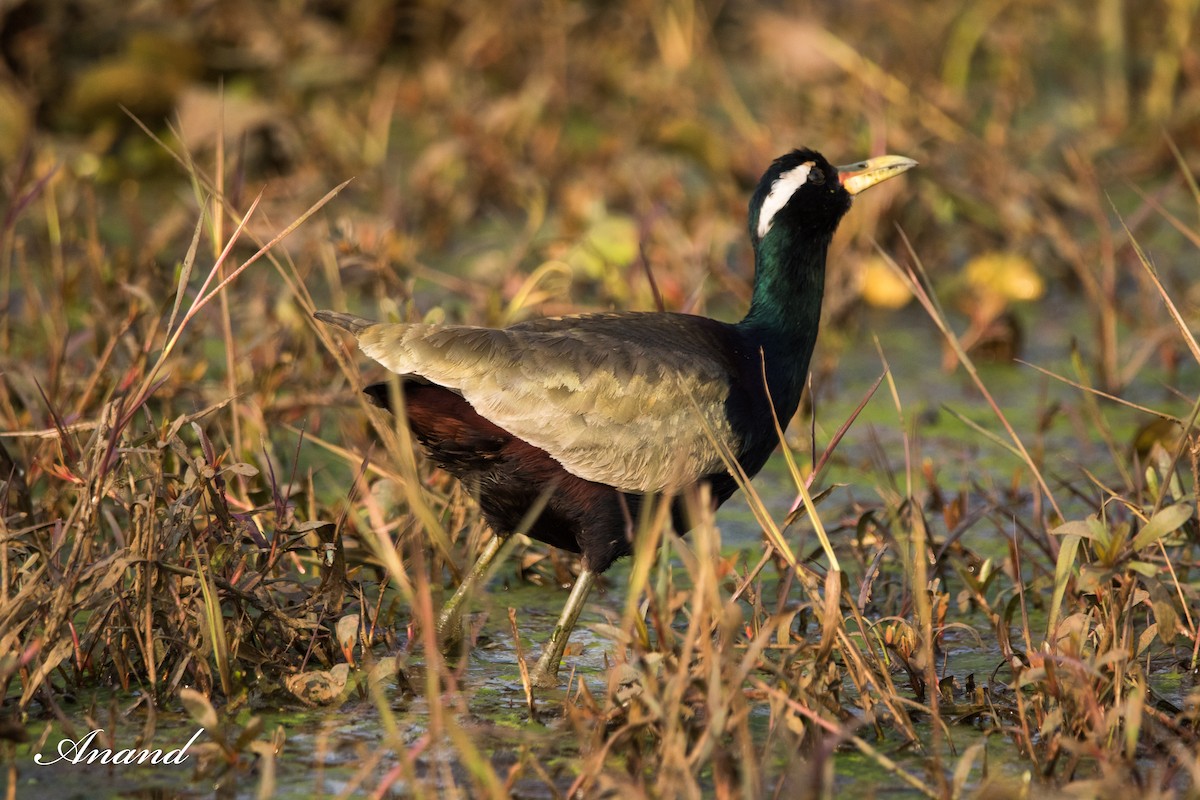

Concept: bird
[[316, 148, 916, 687]]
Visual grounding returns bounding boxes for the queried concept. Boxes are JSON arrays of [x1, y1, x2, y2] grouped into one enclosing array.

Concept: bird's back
[[352, 310, 772, 494]]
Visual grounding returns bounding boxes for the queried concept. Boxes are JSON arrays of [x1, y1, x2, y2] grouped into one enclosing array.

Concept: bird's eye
[[809, 169, 826, 186]]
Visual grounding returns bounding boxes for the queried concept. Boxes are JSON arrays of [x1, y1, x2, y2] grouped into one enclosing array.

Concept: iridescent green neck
[[737, 227, 831, 411]]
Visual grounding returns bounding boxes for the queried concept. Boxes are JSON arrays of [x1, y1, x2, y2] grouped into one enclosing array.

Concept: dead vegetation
[[2, 0, 1200, 796]]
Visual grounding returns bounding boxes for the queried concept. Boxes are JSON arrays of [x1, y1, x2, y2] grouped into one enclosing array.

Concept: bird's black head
[[748, 149, 849, 249], [739, 147, 916, 347], [748, 148, 918, 249]]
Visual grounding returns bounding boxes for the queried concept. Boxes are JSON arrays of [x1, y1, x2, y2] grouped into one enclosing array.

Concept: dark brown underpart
[[364, 381, 734, 573]]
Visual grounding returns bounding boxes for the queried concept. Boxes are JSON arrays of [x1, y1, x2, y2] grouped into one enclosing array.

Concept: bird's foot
[[529, 636, 566, 689]]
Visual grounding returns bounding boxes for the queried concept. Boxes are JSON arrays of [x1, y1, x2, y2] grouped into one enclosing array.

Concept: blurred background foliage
[[3, 0, 1197, 346]]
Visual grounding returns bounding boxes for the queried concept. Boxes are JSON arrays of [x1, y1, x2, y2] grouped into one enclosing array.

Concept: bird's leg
[[435, 533, 506, 648], [529, 565, 596, 688]]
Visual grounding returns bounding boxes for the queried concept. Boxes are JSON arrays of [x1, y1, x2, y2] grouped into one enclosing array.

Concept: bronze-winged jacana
[[317, 149, 916, 686]]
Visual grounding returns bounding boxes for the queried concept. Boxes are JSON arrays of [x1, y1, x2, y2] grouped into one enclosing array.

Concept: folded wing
[[344, 312, 742, 493]]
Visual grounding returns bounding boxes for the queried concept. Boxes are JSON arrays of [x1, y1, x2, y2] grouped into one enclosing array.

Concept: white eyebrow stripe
[[757, 162, 813, 239]]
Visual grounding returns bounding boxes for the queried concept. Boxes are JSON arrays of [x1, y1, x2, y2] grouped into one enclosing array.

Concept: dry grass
[[2, 0, 1200, 796]]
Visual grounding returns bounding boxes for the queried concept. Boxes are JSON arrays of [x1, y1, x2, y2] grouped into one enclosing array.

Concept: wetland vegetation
[[2, 0, 1200, 796]]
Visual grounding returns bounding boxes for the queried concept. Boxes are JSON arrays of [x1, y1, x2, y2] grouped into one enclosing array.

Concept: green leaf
[[1047, 533, 1081, 636], [1052, 516, 1109, 546], [1132, 502, 1193, 551], [1127, 560, 1158, 578], [1050, 520, 1093, 538]]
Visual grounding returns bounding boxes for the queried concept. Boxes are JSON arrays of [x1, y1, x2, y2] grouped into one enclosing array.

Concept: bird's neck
[[736, 229, 831, 413]]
